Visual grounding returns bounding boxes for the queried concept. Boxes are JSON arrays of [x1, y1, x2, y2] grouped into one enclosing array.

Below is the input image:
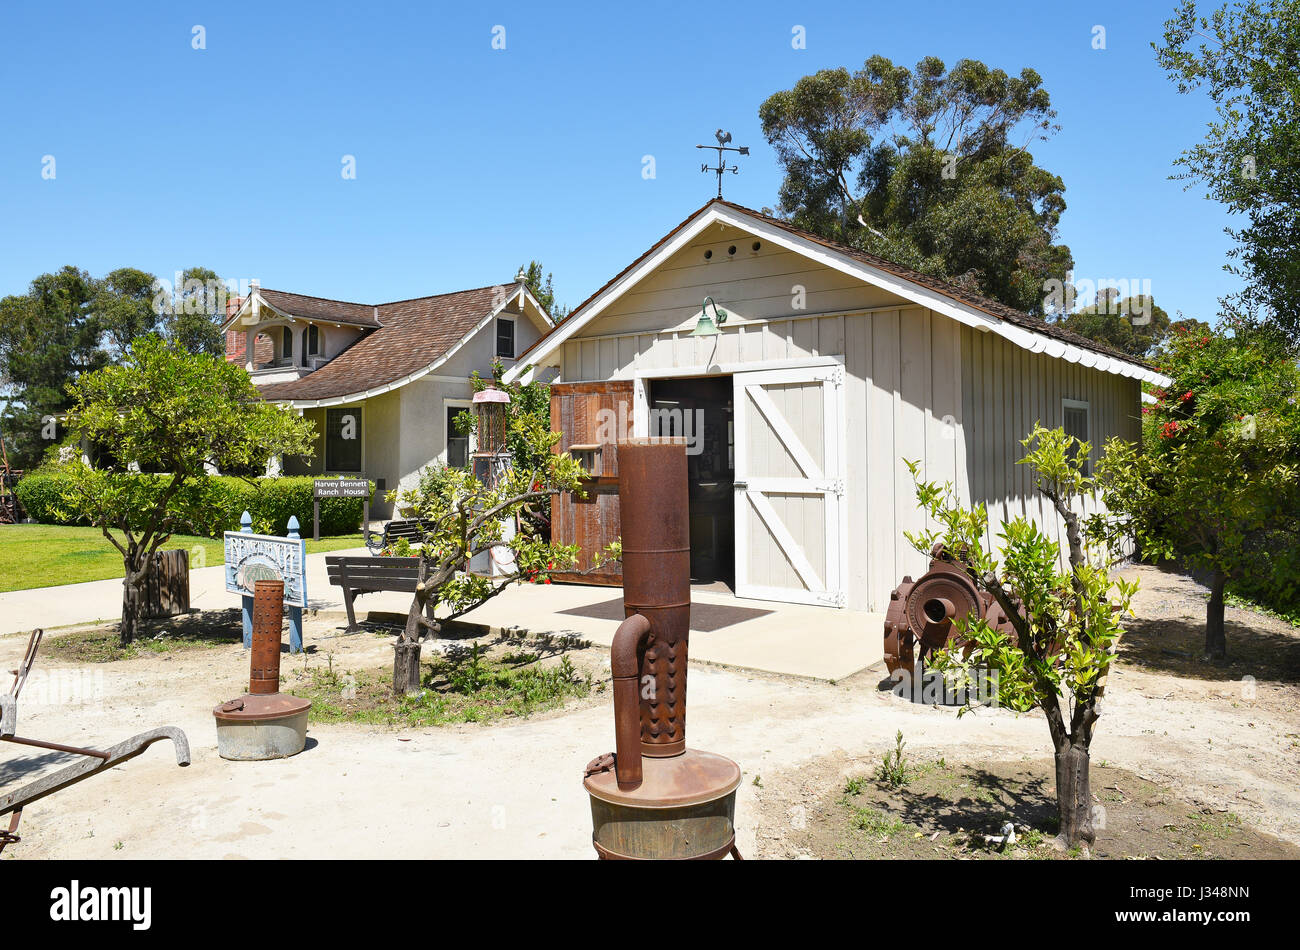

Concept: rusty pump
[[582, 440, 742, 860], [213, 579, 311, 760]]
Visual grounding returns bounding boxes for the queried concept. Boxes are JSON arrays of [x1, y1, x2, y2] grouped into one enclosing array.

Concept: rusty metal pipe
[[249, 580, 284, 695], [611, 613, 652, 788], [617, 440, 691, 758], [584, 440, 743, 860]]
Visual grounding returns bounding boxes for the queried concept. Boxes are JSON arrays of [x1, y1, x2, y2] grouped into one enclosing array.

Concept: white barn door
[[733, 364, 846, 607]]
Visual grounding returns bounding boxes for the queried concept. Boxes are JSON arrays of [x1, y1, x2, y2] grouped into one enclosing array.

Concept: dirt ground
[[1, 564, 1297, 860]]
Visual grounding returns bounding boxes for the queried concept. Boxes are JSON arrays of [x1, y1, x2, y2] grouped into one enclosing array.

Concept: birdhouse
[[472, 386, 511, 457]]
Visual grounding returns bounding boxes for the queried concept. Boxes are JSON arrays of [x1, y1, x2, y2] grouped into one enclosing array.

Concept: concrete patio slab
[[0, 546, 883, 681], [453, 581, 883, 682]]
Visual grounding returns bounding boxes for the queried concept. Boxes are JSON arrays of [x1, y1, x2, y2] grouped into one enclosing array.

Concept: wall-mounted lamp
[[689, 296, 728, 337]]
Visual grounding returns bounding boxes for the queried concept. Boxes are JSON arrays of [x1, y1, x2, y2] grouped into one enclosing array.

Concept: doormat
[[558, 598, 773, 632]]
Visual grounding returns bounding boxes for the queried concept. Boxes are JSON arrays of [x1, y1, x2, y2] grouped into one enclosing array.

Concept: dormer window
[[496, 317, 515, 359], [280, 326, 293, 364], [307, 324, 320, 357]]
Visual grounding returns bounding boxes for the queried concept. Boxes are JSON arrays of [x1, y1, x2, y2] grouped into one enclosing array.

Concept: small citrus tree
[[905, 425, 1137, 852], [57, 336, 315, 644], [385, 403, 617, 695]]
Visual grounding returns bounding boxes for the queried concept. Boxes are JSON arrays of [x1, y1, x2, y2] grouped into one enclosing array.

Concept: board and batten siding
[[959, 325, 1143, 568]]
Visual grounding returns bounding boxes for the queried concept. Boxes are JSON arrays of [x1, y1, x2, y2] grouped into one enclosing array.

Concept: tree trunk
[[1204, 569, 1228, 661], [392, 568, 433, 697], [120, 566, 145, 645], [392, 639, 423, 696], [1053, 739, 1095, 853]]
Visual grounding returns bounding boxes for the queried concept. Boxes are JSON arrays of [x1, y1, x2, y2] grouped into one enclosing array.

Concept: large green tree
[[759, 55, 1072, 315], [1155, 0, 1300, 345], [57, 336, 315, 644], [163, 266, 229, 357], [0, 265, 231, 469], [1095, 322, 1300, 659], [0, 267, 105, 469]]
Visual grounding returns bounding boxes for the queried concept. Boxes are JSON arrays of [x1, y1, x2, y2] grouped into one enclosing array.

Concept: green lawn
[[0, 524, 365, 592]]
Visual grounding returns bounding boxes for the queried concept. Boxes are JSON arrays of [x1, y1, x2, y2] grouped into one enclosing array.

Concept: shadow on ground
[[1120, 614, 1300, 684]]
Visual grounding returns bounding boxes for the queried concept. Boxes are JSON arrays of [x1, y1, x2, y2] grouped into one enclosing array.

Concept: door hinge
[[817, 479, 845, 496], [817, 590, 846, 607]]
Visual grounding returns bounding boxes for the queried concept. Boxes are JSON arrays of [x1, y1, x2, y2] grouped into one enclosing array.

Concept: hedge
[[15, 471, 373, 538]]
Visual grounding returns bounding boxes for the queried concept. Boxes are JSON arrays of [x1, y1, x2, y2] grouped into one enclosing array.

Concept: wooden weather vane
[[697, 129, 748, 199]]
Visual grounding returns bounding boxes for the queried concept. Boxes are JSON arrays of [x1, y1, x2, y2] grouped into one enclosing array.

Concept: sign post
[[313, 476, 371, 543], [224, 511, 309, 653]]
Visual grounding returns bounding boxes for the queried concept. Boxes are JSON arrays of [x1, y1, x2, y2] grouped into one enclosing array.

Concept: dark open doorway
[[648, 376, 734, 588]]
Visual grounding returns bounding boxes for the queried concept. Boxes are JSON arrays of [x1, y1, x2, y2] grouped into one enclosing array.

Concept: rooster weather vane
[[696, 129, 748, 199]]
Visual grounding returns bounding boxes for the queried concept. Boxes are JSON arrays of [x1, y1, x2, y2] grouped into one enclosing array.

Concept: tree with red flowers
[[1093, 322, 1300, 659]]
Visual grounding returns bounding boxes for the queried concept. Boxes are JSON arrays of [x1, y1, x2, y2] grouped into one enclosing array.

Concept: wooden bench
[[363, 518, 435, 555], [326, 555, 430, 632]]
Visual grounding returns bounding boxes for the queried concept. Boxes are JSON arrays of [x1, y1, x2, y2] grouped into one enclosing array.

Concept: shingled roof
[[513, 199, 1168, 384], [254, 284, 510, 404], [256, 288, 382, 328]]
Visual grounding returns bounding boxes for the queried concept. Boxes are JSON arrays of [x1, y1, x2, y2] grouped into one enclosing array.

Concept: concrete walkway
[[0, 549, 883, 681]]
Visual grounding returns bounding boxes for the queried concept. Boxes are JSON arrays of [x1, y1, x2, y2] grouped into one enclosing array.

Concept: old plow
[[1, 629, 191, 854]]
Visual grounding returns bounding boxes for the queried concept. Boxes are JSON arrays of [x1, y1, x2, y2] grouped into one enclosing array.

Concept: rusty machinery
[[582, 440, 742, 860], [883, 544, 1021, 690], [213, 579, 311, 760], [1, 629, 190, 854]]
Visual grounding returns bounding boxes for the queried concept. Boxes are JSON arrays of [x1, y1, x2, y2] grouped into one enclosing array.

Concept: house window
[[280, 326, 293, 364], [496, 317, 515, 359], [446, 405, 470, 468], [1062, 399, 1090, 474], [307, 324, 320, 357], [325, 408, 363, 472]]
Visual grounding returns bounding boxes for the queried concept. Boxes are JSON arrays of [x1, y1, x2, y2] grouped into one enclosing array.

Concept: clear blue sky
[[0, 0, 1239, 322]]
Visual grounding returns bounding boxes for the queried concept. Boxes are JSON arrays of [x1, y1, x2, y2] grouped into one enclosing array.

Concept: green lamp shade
[[691, 299, 727, 337], [690, 313, 721, 337]]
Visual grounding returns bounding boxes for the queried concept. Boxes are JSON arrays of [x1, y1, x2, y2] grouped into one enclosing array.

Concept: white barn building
[[506, 200, 1169, 613]]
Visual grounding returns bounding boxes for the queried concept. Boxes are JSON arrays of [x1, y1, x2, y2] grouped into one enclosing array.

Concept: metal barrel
[[616, 439, 690, 758], [249, 580, 284, 695]]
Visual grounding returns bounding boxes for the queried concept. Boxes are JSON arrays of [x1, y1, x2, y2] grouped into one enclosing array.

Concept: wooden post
[[287, 516, 304, 654], [363, 498, 369, 540], [240, 511, 254, 648], [313, 498, 320, 542]]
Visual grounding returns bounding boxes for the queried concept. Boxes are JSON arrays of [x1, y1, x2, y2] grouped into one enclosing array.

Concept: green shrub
[[1228, 534, 1300, 620], [199, 476, 374, 537], [14, 470, 81, 525], [15, 470, 372, 538]]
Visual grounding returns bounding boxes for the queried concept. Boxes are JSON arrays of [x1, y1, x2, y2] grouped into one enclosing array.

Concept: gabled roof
[[242, 282, 552, 407], [256, 288, 382, 328], [509, 199, 1171, 387]]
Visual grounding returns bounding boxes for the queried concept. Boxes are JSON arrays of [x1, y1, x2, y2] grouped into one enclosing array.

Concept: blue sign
[[224, 522, 307, 608]]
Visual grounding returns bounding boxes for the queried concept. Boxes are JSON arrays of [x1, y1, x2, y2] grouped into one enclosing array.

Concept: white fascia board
[[517, 284, 556, 330], [267, 298, 515, 410]]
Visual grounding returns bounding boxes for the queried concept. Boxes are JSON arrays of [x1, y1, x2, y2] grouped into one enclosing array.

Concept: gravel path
[[2, 564, 1296, 859]]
